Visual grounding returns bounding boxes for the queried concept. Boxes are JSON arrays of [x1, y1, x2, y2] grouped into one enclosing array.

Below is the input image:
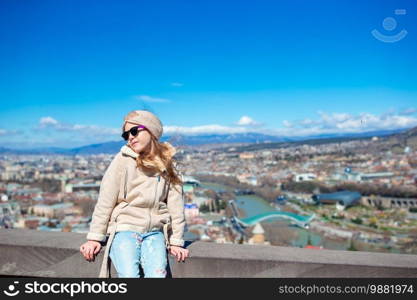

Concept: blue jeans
[[109, 230, 168, 278]]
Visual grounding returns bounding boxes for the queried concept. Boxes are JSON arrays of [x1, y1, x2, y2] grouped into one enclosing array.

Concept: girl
[[80, 110, 189, 278]]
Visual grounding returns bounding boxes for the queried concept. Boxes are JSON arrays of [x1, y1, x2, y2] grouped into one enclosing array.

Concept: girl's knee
[[118, 269, 140, 278], [144, 267, 167, 278], [141, 254, 168, 278]]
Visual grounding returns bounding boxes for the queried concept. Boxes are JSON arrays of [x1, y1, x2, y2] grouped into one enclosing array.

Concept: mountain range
[[0, 127, 414, 155]]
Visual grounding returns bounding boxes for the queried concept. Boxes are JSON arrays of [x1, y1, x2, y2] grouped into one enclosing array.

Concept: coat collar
[[121, 145, 139, 159], [121, 142, 177, 160], [120, 144, 167, 176]]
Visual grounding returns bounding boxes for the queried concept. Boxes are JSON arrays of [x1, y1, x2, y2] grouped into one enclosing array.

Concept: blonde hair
[[123, 111, 183, 186]]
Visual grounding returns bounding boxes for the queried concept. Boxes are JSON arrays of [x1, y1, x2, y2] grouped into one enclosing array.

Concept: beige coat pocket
[[157, 202, 169, 215]]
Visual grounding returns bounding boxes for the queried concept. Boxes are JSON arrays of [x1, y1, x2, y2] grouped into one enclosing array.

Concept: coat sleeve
[[86, 153, 122, 242], [166, 179, 186, 247]]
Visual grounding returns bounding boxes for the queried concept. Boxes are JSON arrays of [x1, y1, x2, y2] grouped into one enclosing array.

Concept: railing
[[1, 228, 417, 277]]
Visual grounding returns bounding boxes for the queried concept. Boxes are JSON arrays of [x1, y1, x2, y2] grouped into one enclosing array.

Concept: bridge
[[228, 200, 315, 228], [238, 211, 315, 228]]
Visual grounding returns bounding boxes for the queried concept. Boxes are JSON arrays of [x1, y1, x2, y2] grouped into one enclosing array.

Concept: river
[[199, 181, 365, 251]]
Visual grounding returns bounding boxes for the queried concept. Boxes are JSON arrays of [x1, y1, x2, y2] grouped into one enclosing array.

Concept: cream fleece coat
[[86, 144, 186, 247]]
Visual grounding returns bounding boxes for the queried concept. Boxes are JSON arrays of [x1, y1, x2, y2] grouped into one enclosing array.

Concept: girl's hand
[[169, 245, 190, 262], [80, 240, 101, 262]]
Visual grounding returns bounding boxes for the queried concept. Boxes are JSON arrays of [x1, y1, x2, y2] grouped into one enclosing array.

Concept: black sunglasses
[[121, 125, 147, 141]]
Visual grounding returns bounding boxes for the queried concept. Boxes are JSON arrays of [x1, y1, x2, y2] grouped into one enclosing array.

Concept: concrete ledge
[[1, 228, 417, 277]]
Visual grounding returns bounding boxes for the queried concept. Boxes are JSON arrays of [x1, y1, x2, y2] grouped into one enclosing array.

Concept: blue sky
[[1, 0, 416, 149]]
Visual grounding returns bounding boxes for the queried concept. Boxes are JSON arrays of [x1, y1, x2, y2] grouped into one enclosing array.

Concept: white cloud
[[400, 107, 417, 115], [279, 111, 417, 137], [164, 124, 249, 135], [236, 116, 262, 126], [299, 118, 319, 126], [39, 116, 59, 127], [8, 109, 417, 147], [0, 128, 22, 136], [316, 111, 354, 128], [71, 124, 120, 135], [37, 117, 120, 136], [171, 82, 184, 87], [163, 110, 417, 137], [136, 95, 170, 103]]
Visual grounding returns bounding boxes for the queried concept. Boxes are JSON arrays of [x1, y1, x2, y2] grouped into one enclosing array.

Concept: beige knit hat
[[123, 110, 163, 140]]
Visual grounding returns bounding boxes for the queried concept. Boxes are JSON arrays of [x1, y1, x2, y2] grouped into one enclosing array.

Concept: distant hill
[[68, 141, 126, 155], [0, 146, 71, 155], [0, 127, 412, 155], [383, 125, 417, 152], [166, 132, 289, 145]]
